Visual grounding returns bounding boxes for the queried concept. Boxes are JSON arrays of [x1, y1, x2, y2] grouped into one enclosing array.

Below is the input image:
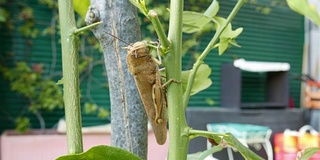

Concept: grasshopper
[[126, 41, 168, 145]]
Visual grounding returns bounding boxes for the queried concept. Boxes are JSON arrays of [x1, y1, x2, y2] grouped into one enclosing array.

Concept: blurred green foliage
[[0, 62, 63, 132], [15, 116, 31, 133], [0, 0, 109, 133]]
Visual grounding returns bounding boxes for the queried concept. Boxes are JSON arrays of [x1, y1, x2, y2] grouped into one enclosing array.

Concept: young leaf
[[218, 39, 229, 55], [213, 17, 243, 39], [182, 11, 212, 33], [205, 98, 215, 106], [56, 78, 64, 85], [84, 103, 98, 114], [210, 17, 243, 55], [287, 0, 320, 27], [229, 39, 241, 48], [296, 147, 320, 160], [56, 145, 142, 160], [187, 145, 223, 160], [222, 133, 264, 160], [183, 0, 220, 33], [182, 64, 212, 96], [98, 108, 110, 119], [72, 0, 90, 20], [203, 0, 219, 18], [0, 8, 9, 22], [129, 0, 148, 16]]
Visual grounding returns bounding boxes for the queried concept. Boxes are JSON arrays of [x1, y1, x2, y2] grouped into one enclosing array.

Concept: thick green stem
[[166, 0, 189, 160], [183, 0, 245, 109], [58, 0, 83, 154]]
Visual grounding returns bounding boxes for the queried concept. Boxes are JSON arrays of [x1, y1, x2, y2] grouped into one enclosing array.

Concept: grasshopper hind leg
[[152, 83, 166, 124]]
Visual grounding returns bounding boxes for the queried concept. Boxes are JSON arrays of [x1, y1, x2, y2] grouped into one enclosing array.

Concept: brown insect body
[[126, 41, 167, 145]]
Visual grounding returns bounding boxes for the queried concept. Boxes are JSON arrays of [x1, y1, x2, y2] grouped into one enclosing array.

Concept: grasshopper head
[[128, 41, 150, 58]]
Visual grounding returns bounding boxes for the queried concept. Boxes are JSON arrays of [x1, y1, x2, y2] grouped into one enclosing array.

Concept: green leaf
[[15, 117, 30, 133], [182, 11, 212, 33], [287, 0, 320, 27], [203, 0, 219, 18], [205, 98, 215, 106], [56, 145, 142, 160], [182, 64, 212, 96], [222, 27, 243, 39], [223, 133, 264, 160], [210, 17, 243, 55], [72, 0, 90, 20], [56, 78, 63, 85], [187, 145, 223, 160], [129, 0, 148, 16], [213, 17, 243, 39], [218, 39, 229, 55], [0, 8, 9, 22], [84, 103, 98, 114], [297, 147, 320, 160], [229, 39, 241, 48], [97, 108, 110, 119], [183, 1, 220, 33]]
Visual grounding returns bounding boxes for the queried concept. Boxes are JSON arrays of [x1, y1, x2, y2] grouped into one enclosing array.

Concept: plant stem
[[148, 10, 170, 50], [183, 0, 245, 109], [167, 0, 189, 160], [34, 111, 45, 134], [58, 0, 83, 154], [199, 145, 223, 160], [74, 21, 102, 35], [189, 129, 226, 139]]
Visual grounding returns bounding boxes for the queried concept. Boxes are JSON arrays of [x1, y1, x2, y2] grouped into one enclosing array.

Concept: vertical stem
[[167, 0, 189, 160], [58, 0, 83, 154]]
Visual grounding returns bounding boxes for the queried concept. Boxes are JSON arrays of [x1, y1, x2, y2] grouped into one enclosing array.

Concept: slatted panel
[[0, 0, 110, 133], [185, 0, 304, 107]]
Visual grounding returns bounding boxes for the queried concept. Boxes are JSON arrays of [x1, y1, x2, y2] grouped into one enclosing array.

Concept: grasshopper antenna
[[103, 31, 130, 46]]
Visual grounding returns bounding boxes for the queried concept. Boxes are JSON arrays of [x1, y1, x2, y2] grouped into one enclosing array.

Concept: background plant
[[0, 0, 109, 133], [0, 62, 63, 133]]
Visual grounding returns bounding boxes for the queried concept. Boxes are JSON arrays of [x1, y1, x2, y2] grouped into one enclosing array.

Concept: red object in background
[[274, 129, 320, 160], [289, 97, 295, 108]]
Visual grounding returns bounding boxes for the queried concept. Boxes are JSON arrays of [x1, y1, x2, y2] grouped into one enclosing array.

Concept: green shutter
[[185, 0, 304, 107], [0, 0, 110, 132]]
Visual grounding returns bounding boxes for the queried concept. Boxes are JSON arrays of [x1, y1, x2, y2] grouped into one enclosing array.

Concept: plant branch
[[183, 0, 245, 109], [189, 129, 226, 139], [74, 21, 102, 35], [58, 0, 83, 154], [198, 145, 224, 160], [148, 10, 170, 50], [34, 111, 45, 134]]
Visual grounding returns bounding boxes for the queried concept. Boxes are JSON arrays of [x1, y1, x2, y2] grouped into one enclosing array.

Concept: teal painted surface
[[0, 0, 304, 133]]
